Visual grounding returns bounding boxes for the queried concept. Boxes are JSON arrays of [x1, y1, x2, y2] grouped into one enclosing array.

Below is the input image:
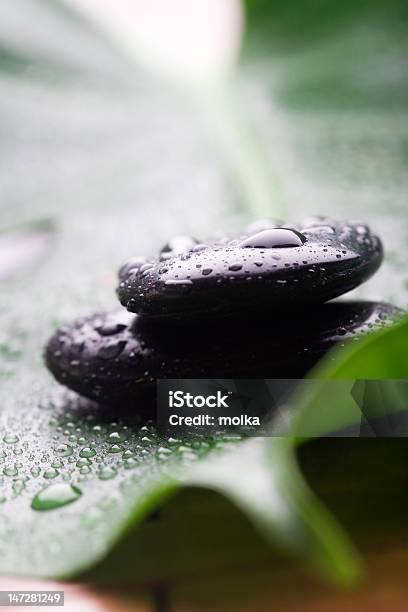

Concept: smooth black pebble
[[116, 218, 383, 318], [45, 302, 400, 408]]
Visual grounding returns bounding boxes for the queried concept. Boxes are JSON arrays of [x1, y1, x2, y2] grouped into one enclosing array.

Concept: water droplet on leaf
[[55, 443, 73, 457], [79, 447, 96, 458], [3, 434, 19, 445], [31, 483, 82, 511], [98, 466, 117, 481], [43, 468, 59, 479]]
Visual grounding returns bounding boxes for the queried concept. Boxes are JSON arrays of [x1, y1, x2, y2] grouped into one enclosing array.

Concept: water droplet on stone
[[164, 279, 193, 287], [238, 228, 306, 249], [192, 243, 208, 252], [97, 341, 127, 360], [96, 322, 127, 337]]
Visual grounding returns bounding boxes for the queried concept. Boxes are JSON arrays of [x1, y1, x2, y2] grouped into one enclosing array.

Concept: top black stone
[[117, 217, 383, 319]]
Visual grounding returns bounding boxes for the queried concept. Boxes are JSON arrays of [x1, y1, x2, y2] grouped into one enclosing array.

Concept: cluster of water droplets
[[0, 389, 239, 513], [0, 380, 244, 575]]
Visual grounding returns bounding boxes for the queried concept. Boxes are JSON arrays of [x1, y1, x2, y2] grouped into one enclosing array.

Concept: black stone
[[117, 218, 383, 319], [45, 302, 400, 408]]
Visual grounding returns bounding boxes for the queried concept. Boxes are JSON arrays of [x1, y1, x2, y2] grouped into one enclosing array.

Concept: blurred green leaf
[[268, 308, 408, 445], [241, 0, 408, 306], [318, 314, 408, 379], [79, 436, 360, 587]]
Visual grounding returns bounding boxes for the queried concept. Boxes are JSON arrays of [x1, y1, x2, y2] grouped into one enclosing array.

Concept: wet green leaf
[[0, 0, 407, 593]]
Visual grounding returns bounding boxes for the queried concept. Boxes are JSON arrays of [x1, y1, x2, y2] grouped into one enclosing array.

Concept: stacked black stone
[[45, 217, 400, 407]]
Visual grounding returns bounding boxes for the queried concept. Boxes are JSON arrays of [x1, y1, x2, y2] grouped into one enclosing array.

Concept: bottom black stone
[[45, 301, 401, 410]]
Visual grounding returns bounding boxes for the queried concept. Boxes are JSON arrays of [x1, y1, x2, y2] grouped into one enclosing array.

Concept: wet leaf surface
[[0, 0, 407, 593]]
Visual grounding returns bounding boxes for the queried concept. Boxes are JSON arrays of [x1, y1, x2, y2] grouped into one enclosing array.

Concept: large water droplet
[[3, 434, 19, 445], [238, 228, 306, 249], [31, 483, 82, 511]]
